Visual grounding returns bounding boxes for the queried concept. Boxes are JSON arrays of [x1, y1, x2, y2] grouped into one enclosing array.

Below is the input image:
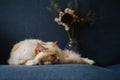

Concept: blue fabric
[[0, 64, 119, 80], [107, 64, 120, 73]]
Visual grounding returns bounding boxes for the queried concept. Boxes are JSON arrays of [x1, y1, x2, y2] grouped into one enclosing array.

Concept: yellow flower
[[54, 8, 77, 31], [54, 18, 69, 31], [64, 8, 78, 20]]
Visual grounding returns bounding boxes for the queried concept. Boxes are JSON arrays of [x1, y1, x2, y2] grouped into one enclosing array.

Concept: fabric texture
[[0, 64, 119, 80], [107, 64, 120, 73]]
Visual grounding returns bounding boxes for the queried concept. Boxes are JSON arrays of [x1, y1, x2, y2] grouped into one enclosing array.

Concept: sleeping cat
[[8, 39, 94, 65]]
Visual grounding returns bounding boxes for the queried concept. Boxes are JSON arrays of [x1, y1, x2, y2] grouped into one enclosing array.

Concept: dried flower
[[48, 0, 100, 43], [54, 8, 78, 31]]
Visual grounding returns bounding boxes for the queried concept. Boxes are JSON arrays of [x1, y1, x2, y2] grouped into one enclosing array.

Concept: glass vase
[[64, 38, 80, 53]]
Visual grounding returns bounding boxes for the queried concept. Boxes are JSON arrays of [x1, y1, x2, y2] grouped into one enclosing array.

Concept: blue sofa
[[0, 0, 120, 80]]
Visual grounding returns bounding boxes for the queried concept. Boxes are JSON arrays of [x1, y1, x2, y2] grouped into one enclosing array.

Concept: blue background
[[0, 0, 120, 66]]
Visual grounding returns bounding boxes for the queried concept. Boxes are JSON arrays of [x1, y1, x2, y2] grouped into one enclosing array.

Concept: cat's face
[[39, 51, 60, 64], [35, 41, 60, 64]]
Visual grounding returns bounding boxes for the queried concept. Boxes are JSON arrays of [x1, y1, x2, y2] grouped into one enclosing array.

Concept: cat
[[8, 39, 94, 65]]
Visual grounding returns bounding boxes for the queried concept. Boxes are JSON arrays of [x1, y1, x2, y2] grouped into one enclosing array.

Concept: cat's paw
[[25, 60, 35, 66]]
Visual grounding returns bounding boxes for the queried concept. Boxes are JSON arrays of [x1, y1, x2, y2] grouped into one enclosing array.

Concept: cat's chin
[[43, 61, 52, 65]]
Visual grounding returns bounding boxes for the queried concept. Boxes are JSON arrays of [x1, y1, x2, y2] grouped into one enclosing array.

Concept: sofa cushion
[[106, 64, 120, 73], [0, 64, 119, 80]]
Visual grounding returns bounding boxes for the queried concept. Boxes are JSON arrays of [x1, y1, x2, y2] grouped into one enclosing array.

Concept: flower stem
[[67, 30, 71, 40]]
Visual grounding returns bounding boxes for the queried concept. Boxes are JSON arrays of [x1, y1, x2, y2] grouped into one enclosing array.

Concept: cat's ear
[[35, 43, 48, 54], [52, 41, 57, 47]]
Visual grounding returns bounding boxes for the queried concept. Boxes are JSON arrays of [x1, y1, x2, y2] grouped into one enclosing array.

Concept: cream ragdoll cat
[[8, 39, 94, 65]]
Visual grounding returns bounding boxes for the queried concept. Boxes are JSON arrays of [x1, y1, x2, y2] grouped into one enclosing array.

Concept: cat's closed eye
[[51, 54, 55, 57]]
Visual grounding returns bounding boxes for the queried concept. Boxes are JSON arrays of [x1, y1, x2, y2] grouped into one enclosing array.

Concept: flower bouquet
[[48, 0, 99, 52]]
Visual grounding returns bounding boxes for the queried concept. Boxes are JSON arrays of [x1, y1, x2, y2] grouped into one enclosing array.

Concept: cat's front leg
[[25, 52, 46, 65], [25, 53, 46, 66], [25, 60, 36, 66], [33, 52, 46, 65]]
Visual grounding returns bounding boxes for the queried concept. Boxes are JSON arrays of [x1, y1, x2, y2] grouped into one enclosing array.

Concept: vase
[[64, 38, 80, 53]]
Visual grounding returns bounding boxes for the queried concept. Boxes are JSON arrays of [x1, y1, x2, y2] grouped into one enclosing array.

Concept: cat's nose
[[57, 57, 60, 62], [57, 59, 60, 62], [57, 56, 60, 59]]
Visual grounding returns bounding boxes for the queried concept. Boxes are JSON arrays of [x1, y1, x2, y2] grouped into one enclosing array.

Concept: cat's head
[[39, 51, 60, 64], [35, 41, 60, 64]]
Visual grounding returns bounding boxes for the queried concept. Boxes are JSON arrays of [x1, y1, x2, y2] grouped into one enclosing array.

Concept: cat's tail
[[81, 58, 95, 65], [60, 49, 94, 65]]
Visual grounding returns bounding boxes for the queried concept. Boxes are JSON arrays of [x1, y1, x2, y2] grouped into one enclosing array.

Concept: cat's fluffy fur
[[8, 39, 94, 65]]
